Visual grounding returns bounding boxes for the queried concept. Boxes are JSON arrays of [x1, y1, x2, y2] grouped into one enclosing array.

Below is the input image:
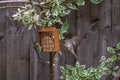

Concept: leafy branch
[[60, 42, 120, 80], [12, 0, 103, 38]]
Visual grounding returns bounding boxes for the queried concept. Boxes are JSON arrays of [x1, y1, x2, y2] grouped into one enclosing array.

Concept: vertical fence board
[[76, 1, 100, 67], [0, 8, 6, 80], [99, 0, 112, 79], [109, 0, 120, 79], [5, 5, 30, 80]]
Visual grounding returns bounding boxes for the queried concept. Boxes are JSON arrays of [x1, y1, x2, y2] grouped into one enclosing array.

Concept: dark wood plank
[[76, 1, 100, 67], [5, 7, 30, 80], [0, 8, 6, 80]]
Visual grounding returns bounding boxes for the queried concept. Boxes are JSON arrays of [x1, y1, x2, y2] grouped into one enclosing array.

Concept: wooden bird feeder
[[39, 27, 60, 52]]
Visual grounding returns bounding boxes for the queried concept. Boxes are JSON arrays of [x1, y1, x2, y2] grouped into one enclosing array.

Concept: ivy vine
[[60, 42, 120, 80], [12, 0, 103, 39]]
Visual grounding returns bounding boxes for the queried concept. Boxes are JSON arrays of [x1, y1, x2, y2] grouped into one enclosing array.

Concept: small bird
[[63, 19, 99, 60], [33, 41, 41, 59], [64, 34, 86, 60]]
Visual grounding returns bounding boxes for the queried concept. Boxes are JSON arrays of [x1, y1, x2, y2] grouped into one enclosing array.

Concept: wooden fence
[[0, 0, 120, 80]]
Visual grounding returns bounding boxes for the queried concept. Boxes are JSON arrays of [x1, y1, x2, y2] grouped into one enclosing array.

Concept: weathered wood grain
[[0, 8, 6, 80], [0, 0, 120, 80]]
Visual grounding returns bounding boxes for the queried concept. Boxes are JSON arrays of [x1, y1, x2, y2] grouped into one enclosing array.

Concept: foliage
[[12, 0, 103, 38], [59, 21, 69, 39], [60, 42, 120, 80], [39, 0, 103, 27], [12, 4, 40, 30], [90, 0, 103, 4]]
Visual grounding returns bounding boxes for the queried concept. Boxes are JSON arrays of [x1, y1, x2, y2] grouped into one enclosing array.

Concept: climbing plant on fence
[[12, 0, 103, 39], [60, 42, 120, 80]]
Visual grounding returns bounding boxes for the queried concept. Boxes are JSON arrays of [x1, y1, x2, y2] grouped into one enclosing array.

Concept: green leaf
[[13, 16, 22, 22], [113, 66, 119, 70], [79, 65, 86, 69], [60, 21, 69, 33], [65, 74, 71, 79], [97, 63, 105, 70], [106, 62, 112, 68], [55, 17, 61, 23], [78, 71, 85, 77], [107, 47, 116, 54], [90, 0, 103, 4], [33, 15, 39, 22], [118, 54, 120, 59], [87, 68, 96, 75], [52, 8, 58, 16], [59, 33, 64, 40], [106, 69, 112, 74], [112, 72, 117, 77], [102, 67, 108, 71], [66, 3, 77, 10], [111, 55, 117, 61], [62, 10, 71, 15], [22, 16, 32, 24], [66, 65, 74, 70], [60, 66, 65, 73], [59, 21, 68, 39], [31, 10, 36, 16], [31, 1, 39, 6], [72, 69, 77, 75], [59, 5, 66, 10], [76, 0, 85, 6], [60, 76, 64, 79], [60, 66, 69, 74], [57, 0, 64, 4], [95, 72, 102, 79], [116, 42, 120, 50], [106, 58, 111, 62]]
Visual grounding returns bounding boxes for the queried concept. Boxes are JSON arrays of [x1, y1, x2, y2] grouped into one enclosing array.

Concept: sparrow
[[64, 34, 86, 60], [63, 19, 99, 60]]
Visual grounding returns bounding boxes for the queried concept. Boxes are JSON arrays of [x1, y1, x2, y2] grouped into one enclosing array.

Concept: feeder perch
[[39, 27, 60, 52]]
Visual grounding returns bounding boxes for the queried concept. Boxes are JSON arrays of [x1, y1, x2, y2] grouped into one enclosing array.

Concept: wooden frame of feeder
[[39, 27, 60, 53]]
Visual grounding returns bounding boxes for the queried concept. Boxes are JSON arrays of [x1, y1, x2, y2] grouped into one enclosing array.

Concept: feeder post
[[49, 53, 54, 80]]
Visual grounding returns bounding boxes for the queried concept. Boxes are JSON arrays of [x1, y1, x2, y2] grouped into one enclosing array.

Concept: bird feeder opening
[[39, 27, 60, 52]]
